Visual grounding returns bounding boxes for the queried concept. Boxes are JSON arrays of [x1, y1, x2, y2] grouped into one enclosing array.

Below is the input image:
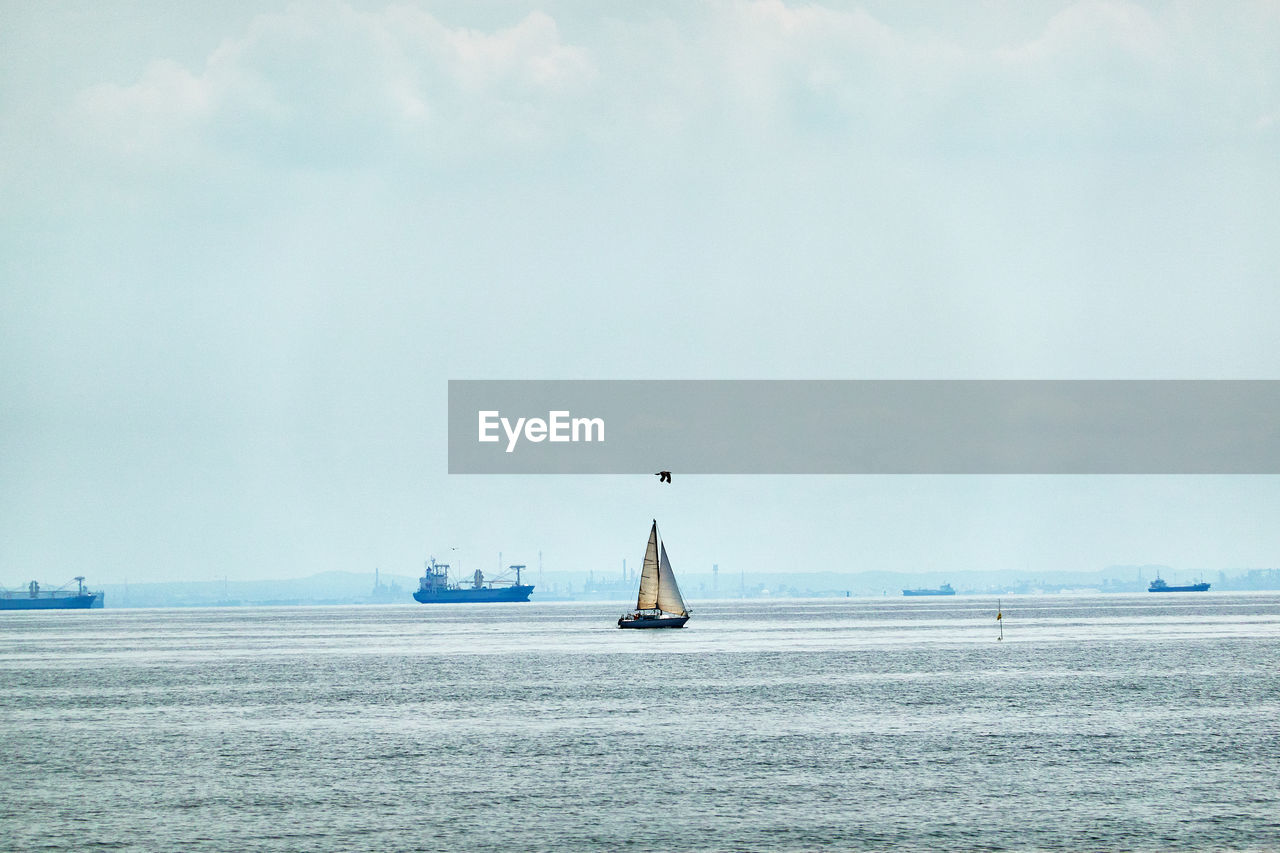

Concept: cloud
[[998, 0, 1169, 65], [25, 0, 1279, 211], [71, 3, 595, 170]]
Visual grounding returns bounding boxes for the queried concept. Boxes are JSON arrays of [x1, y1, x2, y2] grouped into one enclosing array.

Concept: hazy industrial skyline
[[3, 1, 1279, 585]]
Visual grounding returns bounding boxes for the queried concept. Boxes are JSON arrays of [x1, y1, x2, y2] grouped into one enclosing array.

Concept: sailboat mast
[[653, 521, 661, 607]]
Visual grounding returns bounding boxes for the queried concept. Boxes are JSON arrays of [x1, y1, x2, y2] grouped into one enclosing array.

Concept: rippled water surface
[[3, 594, 1279, 851]]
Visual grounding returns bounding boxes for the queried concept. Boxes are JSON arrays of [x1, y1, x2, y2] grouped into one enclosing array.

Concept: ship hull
[[618, 615, 688, 629], [903, 589, 955, 596], [1149, 583, 1210, 592], [413, 585, 534, 603], [0, 593, 103, 610]]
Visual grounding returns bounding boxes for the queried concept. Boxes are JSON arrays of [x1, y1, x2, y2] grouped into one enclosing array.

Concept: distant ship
[[903, 583, 955, 597], [413, 558, 533, 603], [618, 520, 690, 629], [1148, 577, 1210, 593], [0, 577, 104, 610]]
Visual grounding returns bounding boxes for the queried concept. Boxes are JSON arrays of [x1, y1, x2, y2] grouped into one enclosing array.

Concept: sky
[[2, 0, 1279, 586]]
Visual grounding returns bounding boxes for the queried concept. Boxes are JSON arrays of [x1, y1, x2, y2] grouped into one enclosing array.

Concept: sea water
[[2, 594, 1278, 852]]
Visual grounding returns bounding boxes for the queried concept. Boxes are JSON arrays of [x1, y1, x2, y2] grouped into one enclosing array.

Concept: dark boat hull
[[413, 585, 534, 603], [1149, 583, 1210, 592], [0, 593, 103, 610], [618, 615, 688, 629]]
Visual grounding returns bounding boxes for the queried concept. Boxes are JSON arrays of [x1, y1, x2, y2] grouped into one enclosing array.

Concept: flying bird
[[656, 471, 672, 483]]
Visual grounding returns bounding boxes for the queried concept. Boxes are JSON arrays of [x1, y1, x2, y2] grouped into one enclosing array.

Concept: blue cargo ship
[[0, 577, 104, 610], [1148, 577, 1210, 592], [413, 558, 534, 603]]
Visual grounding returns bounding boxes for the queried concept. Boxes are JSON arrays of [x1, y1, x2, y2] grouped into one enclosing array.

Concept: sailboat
[[617, 520, 690, 629]]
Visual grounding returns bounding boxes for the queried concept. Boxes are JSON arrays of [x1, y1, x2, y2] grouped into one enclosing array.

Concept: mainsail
[[656, 543, 688, 617], [635, 521, 660, 610], [634, 521, 688, 616]]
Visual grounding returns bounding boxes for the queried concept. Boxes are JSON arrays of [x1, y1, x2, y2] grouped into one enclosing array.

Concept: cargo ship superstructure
[[0, 577, 104, 610], [413, 558, 534, 603], [903, 583, 955, 597]]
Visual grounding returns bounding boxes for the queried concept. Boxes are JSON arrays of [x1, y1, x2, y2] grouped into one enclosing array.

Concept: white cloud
[[998, 0, 1169, 65], [54, 1, 1279, 181], [73, 59, 213, 164], [70, 3, 595, 170]]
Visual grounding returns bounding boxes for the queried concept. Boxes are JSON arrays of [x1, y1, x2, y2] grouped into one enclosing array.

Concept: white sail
[[636, 521, 660, 610], [656, 542, 688, 616]]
